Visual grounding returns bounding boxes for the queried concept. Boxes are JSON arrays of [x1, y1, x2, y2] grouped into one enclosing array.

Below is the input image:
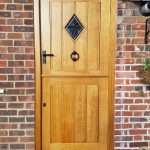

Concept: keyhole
[[43, 103, 46, 107]]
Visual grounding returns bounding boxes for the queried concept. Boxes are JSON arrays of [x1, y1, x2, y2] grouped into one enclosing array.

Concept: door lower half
[[40, 0, 112, 150]]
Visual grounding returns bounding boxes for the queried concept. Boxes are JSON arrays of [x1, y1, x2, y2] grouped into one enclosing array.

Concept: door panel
[[41, 0, 111, 149], [41, 1, 108, 75], [42, 78, 108, 149]]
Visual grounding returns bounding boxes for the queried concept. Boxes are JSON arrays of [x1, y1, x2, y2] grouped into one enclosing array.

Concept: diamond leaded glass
[[65, 14, 84, 40]]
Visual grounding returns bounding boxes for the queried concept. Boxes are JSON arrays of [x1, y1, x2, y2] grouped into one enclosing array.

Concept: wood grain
[[37, 0, 115, 150]]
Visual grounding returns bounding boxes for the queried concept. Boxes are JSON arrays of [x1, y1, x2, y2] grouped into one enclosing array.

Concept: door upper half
[[41, 0, 110, 76]]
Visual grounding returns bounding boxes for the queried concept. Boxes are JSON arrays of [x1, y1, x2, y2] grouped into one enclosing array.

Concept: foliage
[[140, 58, 150, 85], [142, 58, 150, 71]]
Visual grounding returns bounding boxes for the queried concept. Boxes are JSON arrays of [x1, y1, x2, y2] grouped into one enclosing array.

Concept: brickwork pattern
[[115, 1, 150, 150], [0, 0, 35, 149]]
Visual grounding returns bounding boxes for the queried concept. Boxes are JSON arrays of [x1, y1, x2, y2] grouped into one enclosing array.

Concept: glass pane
[[65, 14, 84, 40]]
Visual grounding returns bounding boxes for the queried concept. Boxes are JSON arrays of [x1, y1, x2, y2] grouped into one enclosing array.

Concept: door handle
[[42, 50, 55, 64]]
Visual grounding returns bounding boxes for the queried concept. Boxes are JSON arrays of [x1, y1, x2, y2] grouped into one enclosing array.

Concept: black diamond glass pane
[[65, 14, 84, 40]]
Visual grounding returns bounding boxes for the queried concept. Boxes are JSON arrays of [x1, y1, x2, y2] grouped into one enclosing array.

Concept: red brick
[[24, 19, 33, 25], [0, 61, 7, 67], [0, 68, 13, 74], [0, 137, 18, 142], [130, 142, 148, 147], [130, 105, 147, 110], [8, 61, 24, 67], [0, 110, 17, 116], [24, 33, 33, 40], [0, 131, 8, 136], [8, 47, 24, 53], [0, 54, 13, 60], [0, 33, 6, 39], [26, 143, 35, 149], [20, 137, 34, 142], [123, 17, 136, 23], [9, 131, 25, 136], [0, 4, 5, 9], [24, 5, 33, 10], [132, 38, 144, 44], [25, 61, 34, 67], [25, 47, 34, 53], [0, 124, 17, 129], [0, 12, 11, 17], [6, 4, 22, 10], [0, 75, 7, 80], [7, 19, 23, 25], [134, 136, 142, 141], [8, 75, 24, 80], [0, 40, 13, 46], [132, 24, 145, 30], [7, 89, 25, 95], [0, 26, 12, 32], [15, 82, 34, 88], [13, 12, 33, 18], [7, 33, 23, 39], [137, 31, 144, 37], [136, 17, 145, 23], [14, 0, 33, 3], [10, 144, 25, 149], [130, 130, 147, 135], [14, 26, 33, 32], [14, 40, 33, 46], [0, 19, 6, 24], [0, 0, 12, 3], [8, 103, 24, 108], [15, 54, 34, 60], [9, 117, 25, 122]]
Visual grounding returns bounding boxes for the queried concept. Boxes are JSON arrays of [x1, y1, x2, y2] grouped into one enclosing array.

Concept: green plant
[[140, 58, 150, 84], [142, 58, 150, 71]]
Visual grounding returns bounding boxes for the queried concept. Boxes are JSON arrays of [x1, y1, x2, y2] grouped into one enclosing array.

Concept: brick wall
[[0, 0, 150, 150], [115, 0, 150, 149], [0, 0, 35, 149]]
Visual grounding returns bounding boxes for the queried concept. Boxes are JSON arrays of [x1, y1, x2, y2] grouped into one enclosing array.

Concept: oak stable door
[[40, 0, 113, 150]]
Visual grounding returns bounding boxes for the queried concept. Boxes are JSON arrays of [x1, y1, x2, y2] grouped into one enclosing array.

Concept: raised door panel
[[41, 1, 109, 76], [42, 77, 108, 150]]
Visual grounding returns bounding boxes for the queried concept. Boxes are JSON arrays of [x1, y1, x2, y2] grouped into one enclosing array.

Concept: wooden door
[[40, 0, 114, 149]]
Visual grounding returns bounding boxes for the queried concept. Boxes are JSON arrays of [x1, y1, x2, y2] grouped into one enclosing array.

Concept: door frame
[[34, 0, 116, 149]]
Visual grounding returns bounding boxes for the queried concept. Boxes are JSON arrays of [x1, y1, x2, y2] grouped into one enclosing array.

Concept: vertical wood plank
[[34, 0, 41, 148], [100, 0, 110, 75], [62, 2, 75, 70], [51, 2, 62, 71], [75, 2, 87, 70], [109, 0, 116, 149], [75, 85, 87, 143], [61, 85, 75, 143], [87, 85, 99, 142], [42, 78, 51, 150], [99, 79, 108, 150], [50, 85, 62, 143], [88, 2, 100, 71], [41, 0, 51, 74]]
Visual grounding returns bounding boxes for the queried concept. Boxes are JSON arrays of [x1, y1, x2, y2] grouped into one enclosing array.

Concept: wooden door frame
[[34, 0, 116, 149]]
